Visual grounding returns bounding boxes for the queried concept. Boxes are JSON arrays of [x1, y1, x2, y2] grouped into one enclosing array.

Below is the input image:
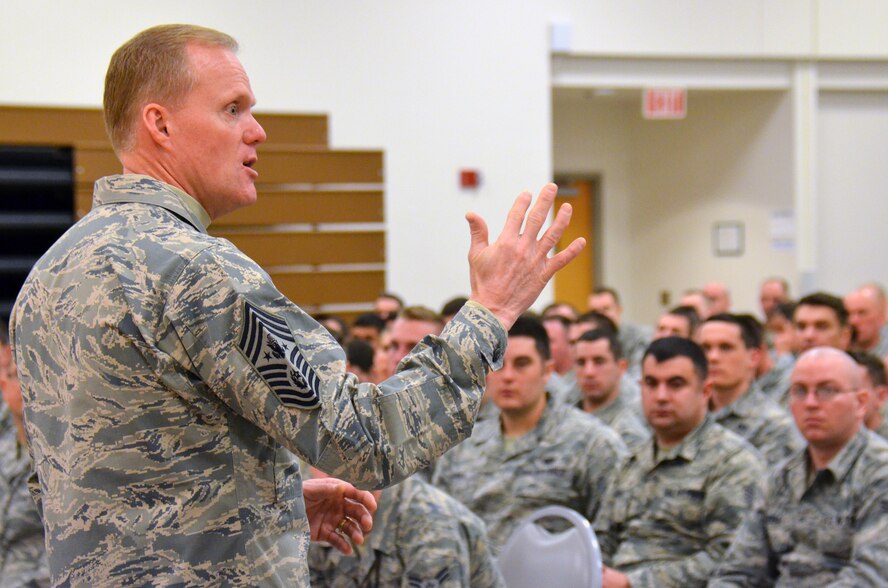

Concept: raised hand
[[466, 183, 585, 329]]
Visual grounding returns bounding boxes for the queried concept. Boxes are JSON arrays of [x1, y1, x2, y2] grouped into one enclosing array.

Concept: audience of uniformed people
[[431, 315, 628, 555], [5, 269, 888, 585]]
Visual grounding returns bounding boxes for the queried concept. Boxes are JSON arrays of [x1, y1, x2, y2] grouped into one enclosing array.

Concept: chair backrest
[[497, 506, 602, 588]]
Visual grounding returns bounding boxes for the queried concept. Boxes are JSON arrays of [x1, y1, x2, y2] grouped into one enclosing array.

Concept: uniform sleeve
[[581, 428, 628, 524], [397, 487, 504, 588], [828, 469, 888, 587], [708, 503, 777, 588], [592, 461, 626, 564], [756, 415, 805, 467], [164, 243, 506, 489], [626, 450, 764, 588]]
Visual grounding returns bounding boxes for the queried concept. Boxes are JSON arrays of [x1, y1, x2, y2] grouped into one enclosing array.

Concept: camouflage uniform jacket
[[711, 430, 888, 587], [0, 405, 48, 587], [711, 383, 804, 466], [432, 397, 627, 554], [619, 323, 651, 380], [308, 476, 504, 587], [874, 419, 888, 440], [594, 415, 764, 588], [755, 353, 794, 403], [576, 392, 650, 451], [9, 175, 506, 587]]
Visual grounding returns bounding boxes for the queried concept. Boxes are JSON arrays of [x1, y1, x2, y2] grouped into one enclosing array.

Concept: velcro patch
[[238, 301, 321, 409]]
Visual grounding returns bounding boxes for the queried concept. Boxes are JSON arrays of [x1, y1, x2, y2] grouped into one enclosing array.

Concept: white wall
[[551, 93, 635, 305], [1, 1, 555, 311], [3, 0, 888, 315], [554, 91, 797, 323], [548, 0, 888, 58], [817, 91, 888, 294]]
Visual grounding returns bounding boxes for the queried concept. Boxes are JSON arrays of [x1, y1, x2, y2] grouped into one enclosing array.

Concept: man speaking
[[9, 24, 583, 587]]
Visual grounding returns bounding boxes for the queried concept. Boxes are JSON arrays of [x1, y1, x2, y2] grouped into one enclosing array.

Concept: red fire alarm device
[[460, 169, 481, 189]]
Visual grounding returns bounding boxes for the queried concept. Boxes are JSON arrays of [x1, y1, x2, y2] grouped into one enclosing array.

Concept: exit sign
[[643, 88, 687, 119]]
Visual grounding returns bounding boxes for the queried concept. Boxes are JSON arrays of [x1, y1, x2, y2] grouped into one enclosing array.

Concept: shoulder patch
[[238, 301, 321, 409]]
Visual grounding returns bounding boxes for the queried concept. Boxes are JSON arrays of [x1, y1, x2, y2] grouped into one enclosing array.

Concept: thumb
[[465, 212, 489, 258]]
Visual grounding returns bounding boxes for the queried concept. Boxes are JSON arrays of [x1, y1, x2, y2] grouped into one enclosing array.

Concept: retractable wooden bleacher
[[0, 106, 386, 321]]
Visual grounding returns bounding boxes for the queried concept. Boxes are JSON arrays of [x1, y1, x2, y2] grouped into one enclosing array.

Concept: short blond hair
[[103, 24, 237, 153]]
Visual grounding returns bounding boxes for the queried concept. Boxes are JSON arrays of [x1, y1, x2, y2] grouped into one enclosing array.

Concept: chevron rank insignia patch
[[238, 301, 321, 409]]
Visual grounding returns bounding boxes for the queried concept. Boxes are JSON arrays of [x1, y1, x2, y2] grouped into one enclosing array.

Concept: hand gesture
[[466, 183, 585, 328], [304, 476, 377, 555]]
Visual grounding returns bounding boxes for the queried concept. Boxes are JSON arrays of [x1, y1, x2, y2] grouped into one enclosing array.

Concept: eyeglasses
[[788, 385, 857, 402]]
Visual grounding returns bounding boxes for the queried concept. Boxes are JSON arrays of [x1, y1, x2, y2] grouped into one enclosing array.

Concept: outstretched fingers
[[465, 212, 490, 260], [545, 237, 586, 279], [501, 191, 533, 239], [522, 183, 559, 239], [538, 202, 573, 252]]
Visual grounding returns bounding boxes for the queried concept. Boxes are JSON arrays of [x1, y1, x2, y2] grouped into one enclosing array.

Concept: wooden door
[[552, 178, 596, 311]]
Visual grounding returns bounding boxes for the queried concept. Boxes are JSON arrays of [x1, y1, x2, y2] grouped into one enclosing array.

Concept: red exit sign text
[[643, 88, 687, 119]]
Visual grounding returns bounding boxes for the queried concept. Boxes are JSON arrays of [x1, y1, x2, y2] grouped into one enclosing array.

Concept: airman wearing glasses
[[712, 347, 888, 587]]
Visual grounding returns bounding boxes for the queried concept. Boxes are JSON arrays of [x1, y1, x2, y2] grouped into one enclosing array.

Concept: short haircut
[[575, 310, 618, 335], [346, 339, 375, 373], [440, 296, 468, 318], [704, 313, 763, 349], [666, 305, 701, 335], [763, 277, 790, 296], [577, 328, 623, 360], [592, 286, 621, 305], [541, 301, 578, 321], [643, 336, 708, 382], [397, 305, 443, 326], [796, 292, 848, 326], [352, 312, 386, 332], [508, 314, 551, 361], [377, 291, 404, 307], [542, 314, 572, 329], [773, 301, 797, 321], [848, 351, 888, 387], [104, 24, 237, 153]]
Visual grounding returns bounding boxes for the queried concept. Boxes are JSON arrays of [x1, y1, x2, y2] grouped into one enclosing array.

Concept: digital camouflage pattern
[[576, 391, 650, 451], [874, 419, 888, 440], [711, 383, 804, 466], [10, 175, 506, 587], [308, 476, 504, 587], [619, 323, 651, 380], [594, 415, 764, 588], [0, 405, 48, 587], [432, 397, 627, 554], [711, 430, 888, 587], [756, 353, 794, 403]]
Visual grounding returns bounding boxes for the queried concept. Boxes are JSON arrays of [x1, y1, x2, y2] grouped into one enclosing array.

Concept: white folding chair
[[497, 506, 602, 588]]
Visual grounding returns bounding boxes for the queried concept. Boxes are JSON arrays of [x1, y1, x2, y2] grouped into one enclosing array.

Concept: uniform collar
[[93, 174, 212, 233], [482, 394, 556, 457], [591, 390, 627, 422], [786, 427, 870, 501], [711, 382, 762, 420], [817, 427, 869, 484], [647, 413, 713, 467]]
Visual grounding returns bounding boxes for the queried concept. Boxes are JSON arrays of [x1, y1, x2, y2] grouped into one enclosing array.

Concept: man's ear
[[141, 103, 172, 146]]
